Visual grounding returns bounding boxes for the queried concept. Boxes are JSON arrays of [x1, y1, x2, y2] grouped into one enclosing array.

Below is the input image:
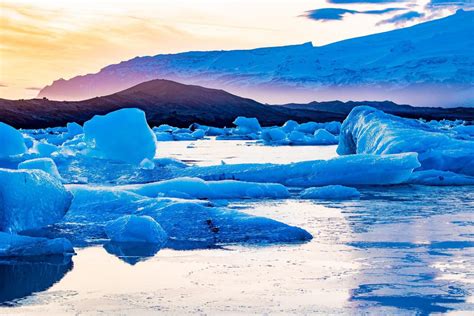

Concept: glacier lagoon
[[1, 137, 473, 314]]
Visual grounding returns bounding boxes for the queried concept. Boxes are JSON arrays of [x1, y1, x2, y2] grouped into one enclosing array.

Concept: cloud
[[0, 83, 8, 88], [328, 0, 406, 3], [378, 11, 424, 24], [25, 87, 42, 91], [303, 7, 403, 21], [428, 0, 474, 7]]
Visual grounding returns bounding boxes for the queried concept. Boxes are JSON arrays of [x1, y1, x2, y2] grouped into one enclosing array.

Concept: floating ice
[[18, 158, 62, 179], [300, 185, 360, 200], [0, 122, 27, 158], [408, 170, 474, 186], [141, 201, 312, 244], [83, 108, 157, 164], [261, 127, 287, 144], [105, 215, 168, 244], [66, 122, 83, 138], [338, 106, 474, 176], [233, 117, 262, 135], [312, 129, 338, 145], [121, 177, 290, 199], [0, 232, 74, 257], [177, 153, 420, 187], [0, 168, 72, 232], [32, 141, 58, 157]]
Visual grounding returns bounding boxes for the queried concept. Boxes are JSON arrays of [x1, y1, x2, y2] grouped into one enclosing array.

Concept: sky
[[0, 0, 467, 99]]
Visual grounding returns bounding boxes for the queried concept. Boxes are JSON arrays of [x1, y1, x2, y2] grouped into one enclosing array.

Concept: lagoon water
[[1, 139, 473, 314]]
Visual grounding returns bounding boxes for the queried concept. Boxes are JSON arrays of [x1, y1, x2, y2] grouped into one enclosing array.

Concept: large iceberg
[[121, 177, 290, 199], [233, 117, 262, 135], [105, 215, 168, 244], [0, 232, 74, 257], [83, 108, 157, 164], [0, 122, 27, 158], [0, 169, 72, 232], [338, 106, 474, 176], [176, 153, 420, 187]]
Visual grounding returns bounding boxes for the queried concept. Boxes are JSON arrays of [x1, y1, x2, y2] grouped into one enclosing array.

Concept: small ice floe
[[299, 185, 360, 200]]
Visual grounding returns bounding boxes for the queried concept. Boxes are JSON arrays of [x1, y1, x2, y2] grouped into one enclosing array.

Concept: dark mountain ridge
[[1, 79, 473, 129]]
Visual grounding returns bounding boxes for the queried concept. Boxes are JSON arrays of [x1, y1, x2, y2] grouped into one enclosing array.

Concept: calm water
[[1, 140, 473, 315]]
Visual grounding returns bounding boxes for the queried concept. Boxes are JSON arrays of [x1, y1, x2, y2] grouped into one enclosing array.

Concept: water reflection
[[0, 255, 73, 305]]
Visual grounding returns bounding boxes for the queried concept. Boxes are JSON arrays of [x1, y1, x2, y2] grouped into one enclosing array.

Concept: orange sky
[[0, 0, 454, 100]]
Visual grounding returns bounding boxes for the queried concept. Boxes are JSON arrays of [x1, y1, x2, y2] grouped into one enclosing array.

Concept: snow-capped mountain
[[38, 10, 474, 107]]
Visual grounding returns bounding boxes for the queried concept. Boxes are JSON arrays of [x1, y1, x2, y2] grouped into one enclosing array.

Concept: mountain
[[2, 79, 473, 129], [38, 10, 474, 107]]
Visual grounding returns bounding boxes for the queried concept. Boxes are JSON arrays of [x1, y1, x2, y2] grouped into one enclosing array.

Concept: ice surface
[[18, 158, 62, 179], [299, 185, 360, 200], [66, 122, 83, 138], [104, 215, 168, 244], [338, 106, 474, 176], [0, 232, 73, 257], [0, 168, 72, 232], [0, 122, 27, 158], [121, 177, 290, 199], [83, 108, 157, 164], [177, 153, 420, 187]]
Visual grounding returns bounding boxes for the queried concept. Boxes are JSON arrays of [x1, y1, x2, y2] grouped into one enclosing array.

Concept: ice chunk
[[176, 153, 420, 187], [0, 232, 74, 257], [300, 185, 360, 200], [296, 122, 318, 134], [338, 106, 474, 176], [121, 177, 290, 199], [233, 117, 261, 134], [18, 158, 62, 179], [323, 121, 342, 135], [66, 122, 83, 138], [83, 108, 157, 164], [313, 129, 338, 145], [139, 158, 155, 170], [0, 122, 27, 158], [141, 201, 312, 244], [0, 169, 72, 232], [191, 129, 206, 139], [105, 215, 168, 244], [261, 128, 287, 144], [408, 170, 474, 186], [281, 120, 299, 133], [32, 141, 58, 156]]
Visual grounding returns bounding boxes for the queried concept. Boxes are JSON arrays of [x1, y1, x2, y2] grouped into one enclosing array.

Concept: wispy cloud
[[378, 10, 424, 24], [428, 0, 474, 7], [25, 87, 42, 91], [328, 0, 406, 3], [303, 7, 403, 21]]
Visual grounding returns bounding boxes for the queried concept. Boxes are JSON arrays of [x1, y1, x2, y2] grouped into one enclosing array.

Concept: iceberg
[[0, 169, 72, 232], [0, 232, 74, 257], [176, 153, 420, 187], [83, 108, 157, 164], [58, 186, 311, 245], [300, 185, 360, 200], [66, 122, 83, 138], [141, 201, 312, 244], [233, 117, 262, 135], [120, 177, 290, 199], [312, 129, 338, 145], [338, 106, 474, 176], [0, 122, 27, 158], [104, 215, 168, 244], [32, 141, 58, 157], [261, 127, 288, 145], [18, 158, 62, 180]]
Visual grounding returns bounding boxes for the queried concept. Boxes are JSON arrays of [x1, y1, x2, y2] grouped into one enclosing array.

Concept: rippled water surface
[[1, 140, 473, 315]]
